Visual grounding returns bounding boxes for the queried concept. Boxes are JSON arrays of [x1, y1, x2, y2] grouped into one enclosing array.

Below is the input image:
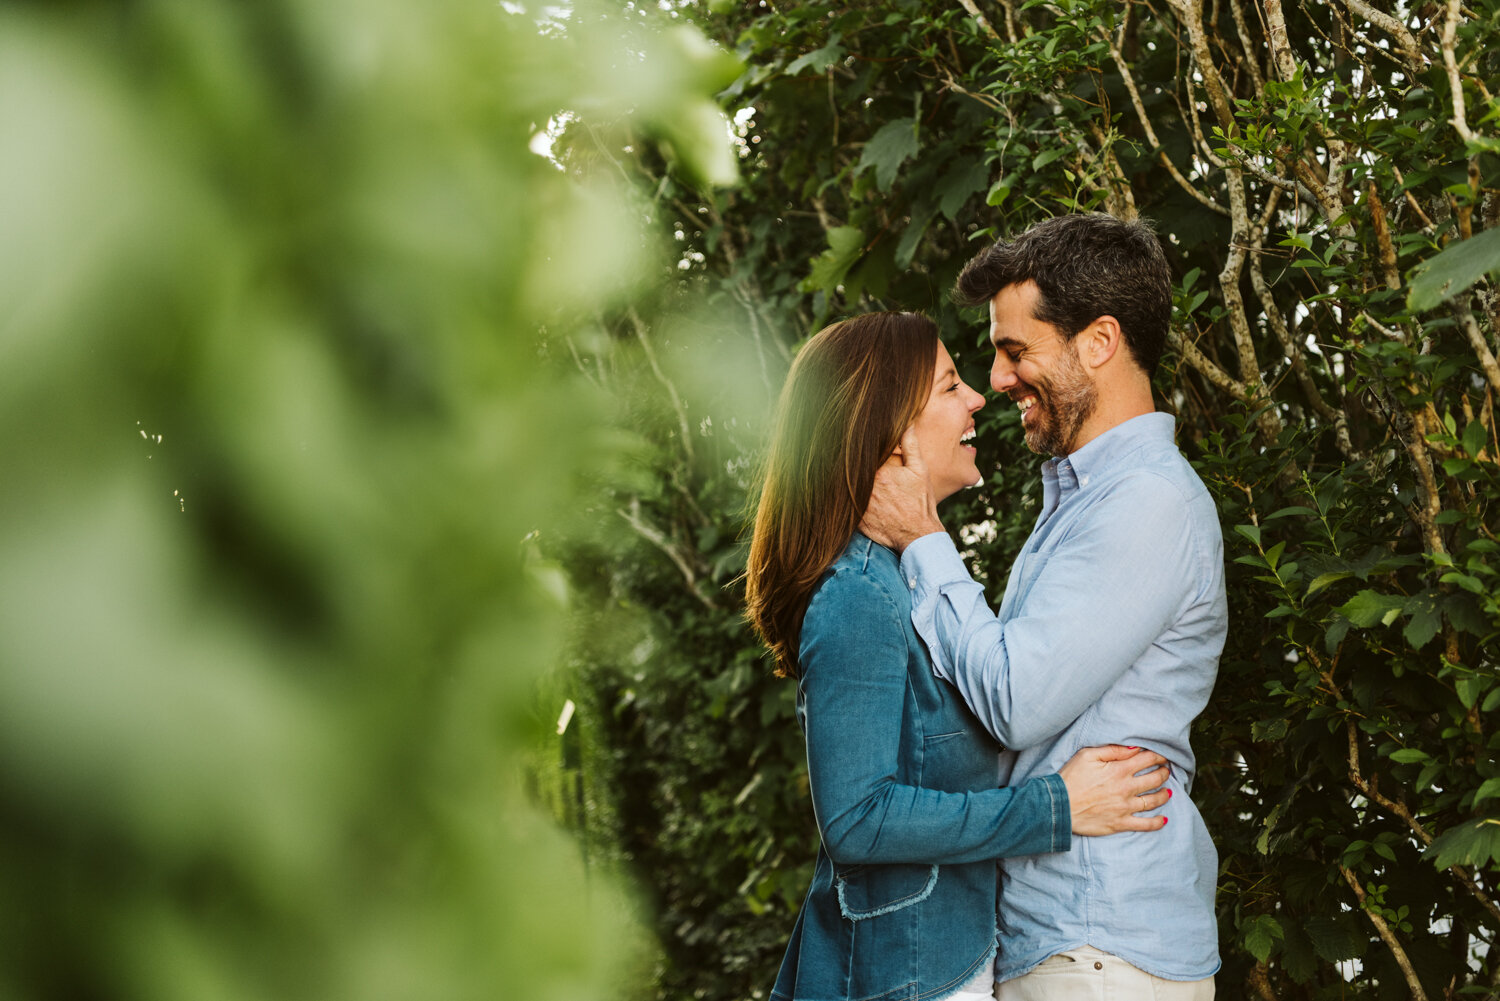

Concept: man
[[860, 213, 1225, 1000]]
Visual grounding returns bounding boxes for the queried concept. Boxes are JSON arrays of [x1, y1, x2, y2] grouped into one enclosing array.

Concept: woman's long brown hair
[[744, 312, 938, 678]]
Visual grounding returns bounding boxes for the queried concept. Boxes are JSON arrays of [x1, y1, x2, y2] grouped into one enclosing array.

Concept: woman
[[745, 313, 1170, 1001]]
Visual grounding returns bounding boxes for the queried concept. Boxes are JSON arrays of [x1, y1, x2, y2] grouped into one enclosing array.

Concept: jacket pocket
[[834, 863, 939, 920]]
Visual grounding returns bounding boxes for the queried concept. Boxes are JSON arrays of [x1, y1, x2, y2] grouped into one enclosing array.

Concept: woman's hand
[[1058, 745, 1171, 836]]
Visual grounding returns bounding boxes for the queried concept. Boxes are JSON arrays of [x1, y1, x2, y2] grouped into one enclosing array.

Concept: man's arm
[[906, 472, 1203, 750]]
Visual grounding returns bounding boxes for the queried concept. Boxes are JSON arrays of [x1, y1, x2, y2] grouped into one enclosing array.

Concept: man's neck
[[1067, 396, 1156, 454]]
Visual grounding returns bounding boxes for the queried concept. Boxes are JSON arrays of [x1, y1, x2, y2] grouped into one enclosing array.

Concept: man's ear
[[1080, 315, 1123, 370]]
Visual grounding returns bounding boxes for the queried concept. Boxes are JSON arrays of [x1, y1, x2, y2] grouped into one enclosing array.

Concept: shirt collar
[[1041, 411, 1175, 497]]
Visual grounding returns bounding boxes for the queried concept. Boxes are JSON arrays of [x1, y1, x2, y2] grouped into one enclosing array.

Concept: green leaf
[[986, 180, 1011, 207], [799, 226, 865, 293], [1337, 590, 1406, 628], [1242, 914, 1284, 964], [857, 117, 919, 191], [1251, 719, 1289, 742], [785, 34, 845, 76], [936, 157, 990, 220], [1426, 818, 1500, 869], [1306, 570, 1352, 597], [1472, 777, 1500, 806], [1266, 505, 1318, 520], [1407, 227, 1500, 311], [1402, 591, 1442, 649], [1304, 913, 1367, 961], [1440, 572, 1487, 595], [1455, 674, 1484, 710], [1443, 592, 1490, 635], [894, 204, 938, 269], [1325, 617, 1351, 654], [1388, 748, 1429, 763], [1032, 146, 1069, 170], [1463, 418, 1488, 459], [1234, 523, 1262, 547]]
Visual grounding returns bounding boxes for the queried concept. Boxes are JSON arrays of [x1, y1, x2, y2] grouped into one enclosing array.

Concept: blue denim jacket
[[772, 534, 1070, 1001]]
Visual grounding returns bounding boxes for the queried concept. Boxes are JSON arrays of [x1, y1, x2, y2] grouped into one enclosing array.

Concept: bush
[[550, 0, 1500, 998]]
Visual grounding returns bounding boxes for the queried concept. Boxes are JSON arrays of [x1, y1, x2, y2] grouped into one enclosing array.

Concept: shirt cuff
[[900, 531, 972, 599]]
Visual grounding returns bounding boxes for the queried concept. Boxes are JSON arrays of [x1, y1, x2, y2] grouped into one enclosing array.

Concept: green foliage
[[1410, 227, 1500, 311], [0, 1, 739, 997], [548, 0, 1500, 999]]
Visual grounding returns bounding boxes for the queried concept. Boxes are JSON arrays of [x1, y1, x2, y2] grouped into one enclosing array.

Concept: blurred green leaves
[[0, 1, 733, 998], [1407, 226, 1500, 311]]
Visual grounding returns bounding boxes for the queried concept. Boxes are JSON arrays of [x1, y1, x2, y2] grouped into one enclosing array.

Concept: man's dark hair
[[954, 213, 1172, 376]]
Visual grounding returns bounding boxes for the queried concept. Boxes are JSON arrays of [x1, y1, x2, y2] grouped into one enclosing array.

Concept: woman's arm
[[799, 569, 1058, 866], [800, 569, 1169, 866]]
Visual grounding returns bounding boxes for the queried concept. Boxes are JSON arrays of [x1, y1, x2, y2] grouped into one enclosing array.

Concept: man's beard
[[1024, 345, 1097, 457]]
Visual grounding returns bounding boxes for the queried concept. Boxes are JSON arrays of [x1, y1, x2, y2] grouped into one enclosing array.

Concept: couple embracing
[[745, 213, 1226, 1001]]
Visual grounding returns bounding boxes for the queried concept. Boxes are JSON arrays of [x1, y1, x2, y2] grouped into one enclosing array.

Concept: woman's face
[[908, 341, 986, 503]]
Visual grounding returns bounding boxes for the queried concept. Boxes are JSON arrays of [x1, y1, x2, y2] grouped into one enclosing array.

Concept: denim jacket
[[771, 535, 1069, 1001]]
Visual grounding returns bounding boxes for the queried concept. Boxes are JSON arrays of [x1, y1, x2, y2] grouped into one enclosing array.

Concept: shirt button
[[908, 577, 916, 589], [1093, 962, 1103, 971]]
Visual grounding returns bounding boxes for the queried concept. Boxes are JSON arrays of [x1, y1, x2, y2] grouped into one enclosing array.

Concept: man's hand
[[859, 428, 944, 552], [1059, 745, 1172, 836]]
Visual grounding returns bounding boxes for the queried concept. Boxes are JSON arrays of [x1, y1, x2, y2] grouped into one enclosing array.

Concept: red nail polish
[[1162, 817, 1169, 826], [1167, 789, 1173, 799]]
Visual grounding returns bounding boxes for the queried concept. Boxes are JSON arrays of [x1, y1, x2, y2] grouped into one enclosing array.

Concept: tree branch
[[617, 499, 720, 610], [1261, 0, 1299, 83], [956, 0, 1001, 42], [1105, 30, 1229, 216], [1339, 865, 1430, 1001], [1247, 216, 1351, 453], [1339, 0, 1423, 73], [628, 307, 694, 466], [1169, 323, 1248, 398], [1456, 296, 1500, 395], [1366, 181, 1402, 291], [1442, 0, 1476, 144], [1226, 0, 1265, 93]]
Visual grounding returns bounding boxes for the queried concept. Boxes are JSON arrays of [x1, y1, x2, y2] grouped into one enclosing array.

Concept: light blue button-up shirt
[[902, 411, 1226, 982]]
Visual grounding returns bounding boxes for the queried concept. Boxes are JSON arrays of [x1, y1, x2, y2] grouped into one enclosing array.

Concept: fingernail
[[1167, 789, 1173, 799], [1162, 817, 1169, 826], [1127, 746, 1139, 750]]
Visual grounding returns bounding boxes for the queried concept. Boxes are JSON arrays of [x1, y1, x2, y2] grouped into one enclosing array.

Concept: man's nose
[[991, 354, 1017, 393]]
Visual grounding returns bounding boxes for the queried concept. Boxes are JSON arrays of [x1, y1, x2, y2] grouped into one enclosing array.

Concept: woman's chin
[[935, 476, 982, 506]]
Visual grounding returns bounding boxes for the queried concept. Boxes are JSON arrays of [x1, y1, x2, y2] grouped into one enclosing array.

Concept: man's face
[[988, 281, 1097, 457]]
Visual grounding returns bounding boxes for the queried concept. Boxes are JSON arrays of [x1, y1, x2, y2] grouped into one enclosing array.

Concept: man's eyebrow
[[991, 334, 1025, 350]]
